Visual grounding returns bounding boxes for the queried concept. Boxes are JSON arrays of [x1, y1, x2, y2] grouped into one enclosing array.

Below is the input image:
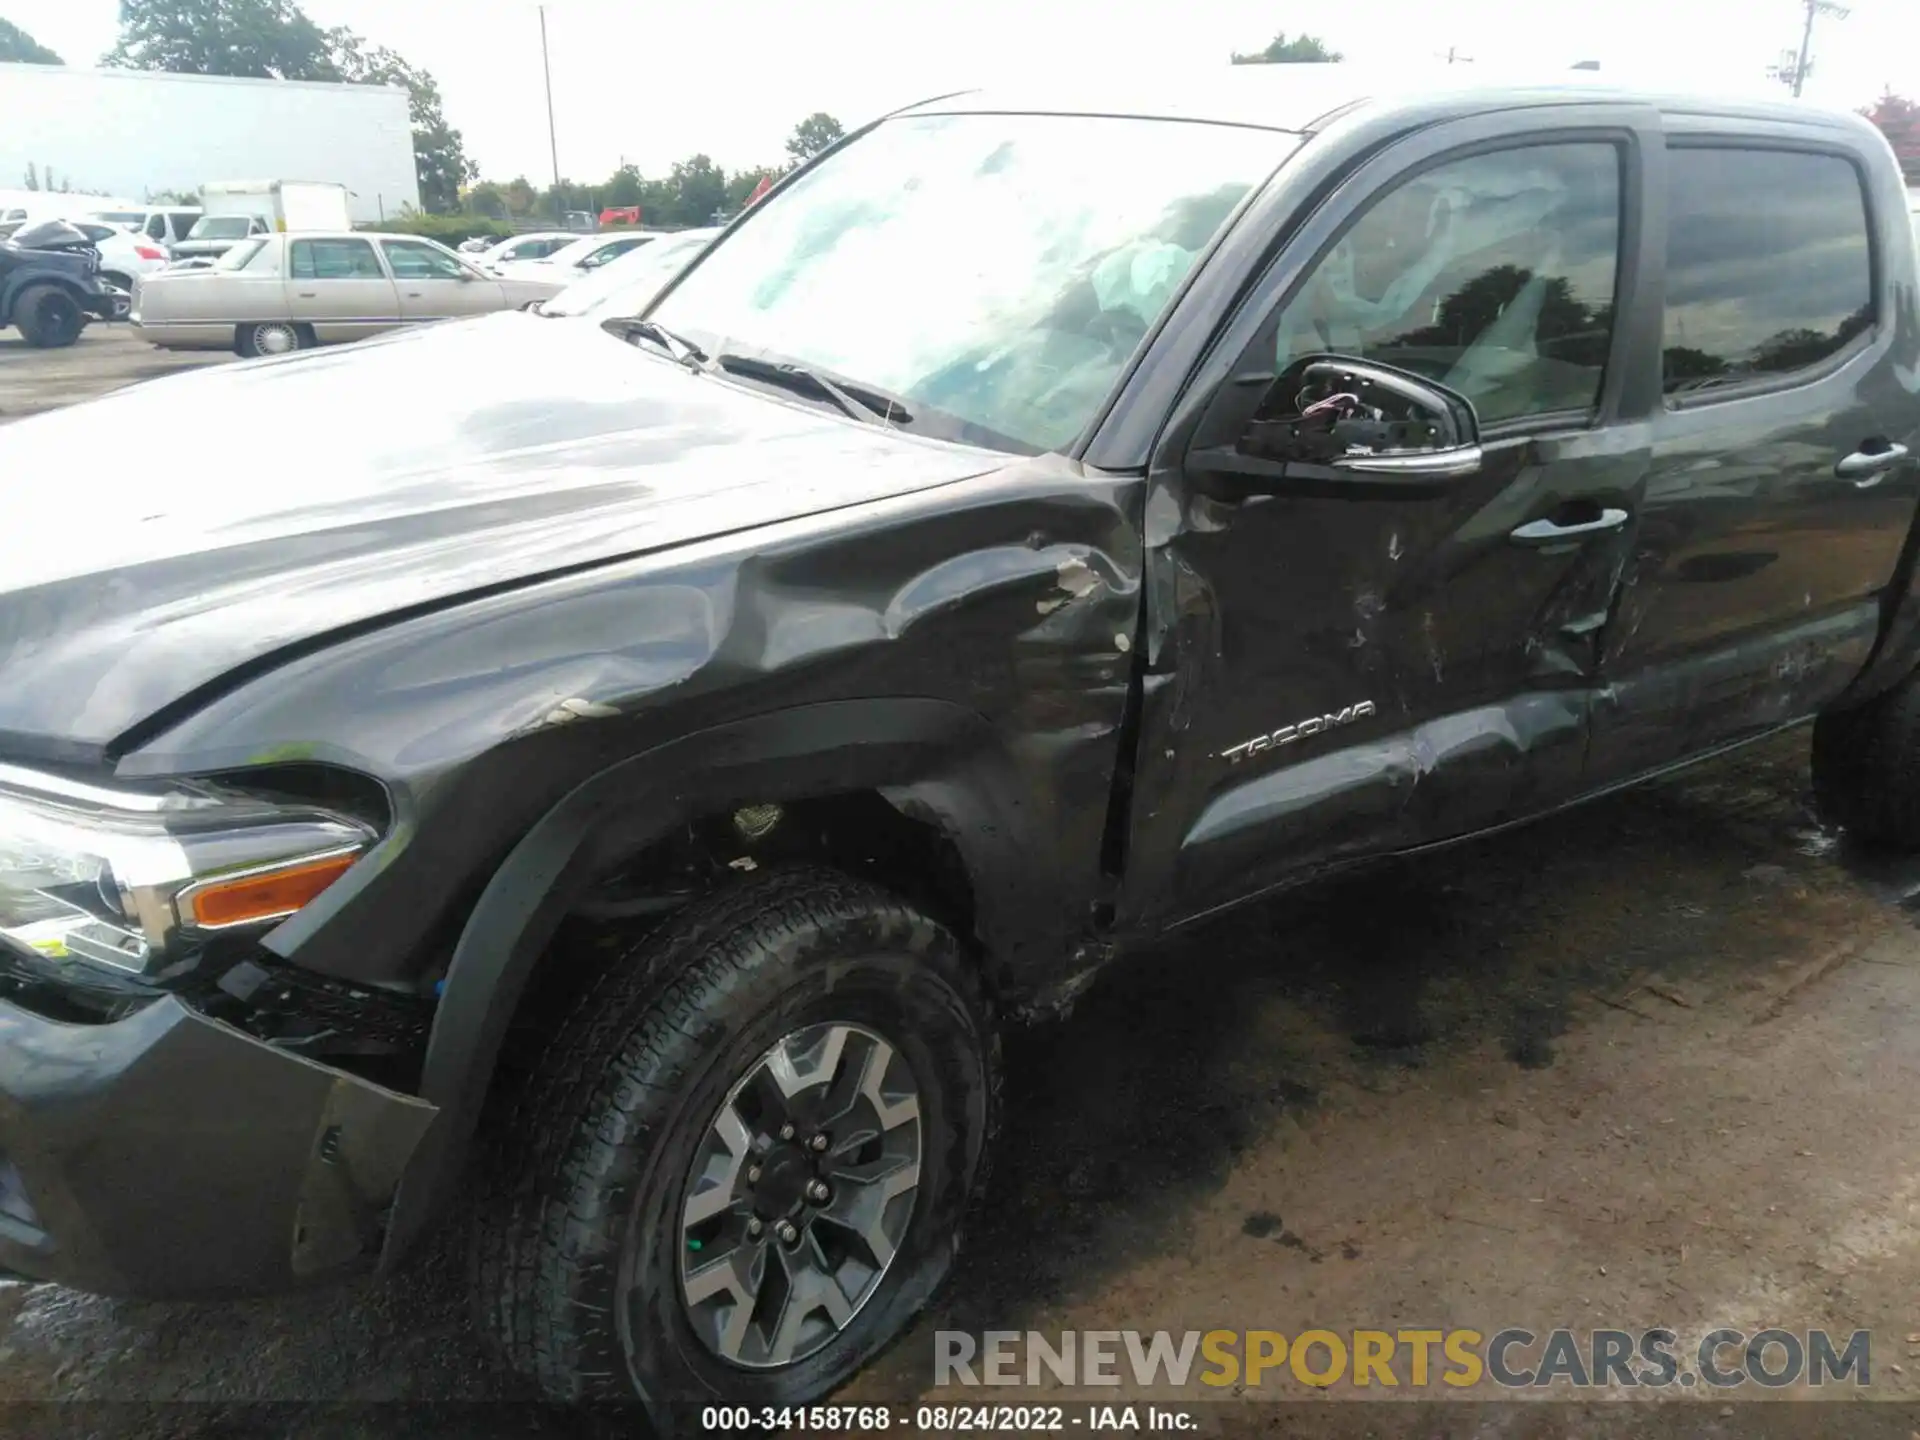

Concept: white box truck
[[170, 181, 353, 265]]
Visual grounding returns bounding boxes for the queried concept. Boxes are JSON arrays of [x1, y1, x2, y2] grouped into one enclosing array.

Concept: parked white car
[[81, 205, 204, 248], [536, 227, 721, 318], [470, 231, 578, 270], [71, 221, 173, 294], [494, 231, 659, 285]]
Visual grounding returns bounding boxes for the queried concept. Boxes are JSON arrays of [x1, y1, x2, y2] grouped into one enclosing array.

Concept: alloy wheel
[[673, 1021, 923, 1369]]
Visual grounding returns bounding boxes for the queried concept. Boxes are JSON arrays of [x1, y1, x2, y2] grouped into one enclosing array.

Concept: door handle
[[1510, 507, 1630, 546], [296, 291, 316, 298], [1835, 442, 1909, 486]]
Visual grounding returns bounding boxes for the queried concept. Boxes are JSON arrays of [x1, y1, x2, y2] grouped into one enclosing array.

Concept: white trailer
[[0, 63, 419, 224], [200, 180, 353, 232]]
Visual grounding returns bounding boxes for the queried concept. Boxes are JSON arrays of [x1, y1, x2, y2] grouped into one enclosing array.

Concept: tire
[[12, 285, 83, 348], [236, 321, 307, 357], [471, 866, 999, 1422], [1812, 671, 1920, 847]]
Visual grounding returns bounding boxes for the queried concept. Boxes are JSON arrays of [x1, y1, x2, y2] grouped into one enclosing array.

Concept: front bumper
[[0, 991, 434, 1297]]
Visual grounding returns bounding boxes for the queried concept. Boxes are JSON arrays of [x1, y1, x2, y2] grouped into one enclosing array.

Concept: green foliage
[[1863, 91, 1920, 182], [324, 27, 474, 213], [0, 17, 62, 63], [105, 0, 335, 78], [1231, 31, 1342, 64], [786, 112, 845, 163], [362, 212, 511, 246]]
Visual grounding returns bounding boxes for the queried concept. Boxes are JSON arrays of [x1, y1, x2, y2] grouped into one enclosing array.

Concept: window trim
[[1197, 129, 1640, 451], [1658, 137, 1881, 413], [381, 237, 473, 281], [290, 236, 384, 282]]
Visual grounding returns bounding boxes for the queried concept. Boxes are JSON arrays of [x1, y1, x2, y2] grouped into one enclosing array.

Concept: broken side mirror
[[1228, 356, 1483, 490]]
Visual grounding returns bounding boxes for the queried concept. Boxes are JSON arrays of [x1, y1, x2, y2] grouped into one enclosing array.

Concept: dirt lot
[[5, 343, 1920, 1438], [0, 324, 227, 422]]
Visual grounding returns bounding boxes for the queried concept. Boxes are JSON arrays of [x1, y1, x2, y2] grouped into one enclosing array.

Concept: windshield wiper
[[716, 353, 915, 428], [605, 317, 713, 371]]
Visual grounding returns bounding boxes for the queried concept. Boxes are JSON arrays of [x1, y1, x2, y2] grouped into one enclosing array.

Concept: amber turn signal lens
[[187, 852, 359, 929]]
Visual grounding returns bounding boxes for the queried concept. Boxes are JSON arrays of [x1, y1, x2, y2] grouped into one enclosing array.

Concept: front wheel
[[236, 321, 308, 357], [472, 867, 998, 1420]]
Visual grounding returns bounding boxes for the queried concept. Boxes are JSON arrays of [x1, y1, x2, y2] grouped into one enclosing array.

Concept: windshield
[[548, 231, 717, 317], [214, 238, 269, 271], [650, 113, 1294, 453], [188, 217, 256, 240]]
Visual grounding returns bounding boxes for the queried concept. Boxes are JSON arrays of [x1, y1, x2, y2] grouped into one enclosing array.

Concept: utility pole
[[1775, 0, 1850, 98], [540, 5, 563, 222], [1443, 46, 1473, 65]]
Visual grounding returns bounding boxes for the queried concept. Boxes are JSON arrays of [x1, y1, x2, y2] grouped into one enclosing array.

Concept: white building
[[0, 63, 419, 224]]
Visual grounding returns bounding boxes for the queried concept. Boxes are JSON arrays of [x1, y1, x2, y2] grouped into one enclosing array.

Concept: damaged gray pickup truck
[[1, 71, 1917, 1421]]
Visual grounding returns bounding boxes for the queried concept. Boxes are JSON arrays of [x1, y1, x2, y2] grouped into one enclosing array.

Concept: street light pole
[[540, 5, 562, 222]]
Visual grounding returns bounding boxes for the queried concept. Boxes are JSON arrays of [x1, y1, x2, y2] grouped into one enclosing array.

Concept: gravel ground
[[0, 325, 228, 423], [4, 341, 1920, 1438]]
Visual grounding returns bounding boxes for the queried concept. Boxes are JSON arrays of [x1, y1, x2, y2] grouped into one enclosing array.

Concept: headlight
[[0, 763, 377, 977]]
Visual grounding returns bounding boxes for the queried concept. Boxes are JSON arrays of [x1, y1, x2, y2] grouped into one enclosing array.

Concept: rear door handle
[[1836, 442, 1909, 485], [1510, 507, 1630, 546], [296, 291, 316, 298]]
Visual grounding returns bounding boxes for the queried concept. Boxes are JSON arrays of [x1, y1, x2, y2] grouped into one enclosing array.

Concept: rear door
[[1121, 105, 1664, 927], [380, 239, 504, 321], [285, 237, 400, 341], [1589, 128, 1920, 778]]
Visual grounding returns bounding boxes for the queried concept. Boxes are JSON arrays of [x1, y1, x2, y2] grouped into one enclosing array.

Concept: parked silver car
[[132, 231, 563, 355]]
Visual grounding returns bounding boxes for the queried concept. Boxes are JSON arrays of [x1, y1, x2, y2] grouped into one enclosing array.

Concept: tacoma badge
[[1221, 701, 1378, 764]]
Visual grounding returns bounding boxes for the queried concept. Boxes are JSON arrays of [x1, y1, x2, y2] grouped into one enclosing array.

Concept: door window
[[290, 238, 384, 279], [144, 214, 167, 241], [382, 240, 470, 280], [1661, 148, 1873, 396], [1270, 143, 1623, 425]]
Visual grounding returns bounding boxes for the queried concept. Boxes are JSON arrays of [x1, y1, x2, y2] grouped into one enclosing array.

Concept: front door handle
[[296, 291, 316, 299], [1510, 507, 1630, 546], [1836, 442, 1909, 486]]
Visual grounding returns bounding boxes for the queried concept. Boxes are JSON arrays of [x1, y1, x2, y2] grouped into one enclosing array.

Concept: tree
[[726, 166, 781, 213], [0, 17, 61, 63], [1231, 32, 1342, 64], [503, 176, 537, 216], [325, 28, 473, 212], [669, 153, 729, 226], [1863, 90, 1920, 183], [603, 164, 645, 210], [786, 112, 845, 164], [105, 0, 335, 79], [465, 180, 508, 219]]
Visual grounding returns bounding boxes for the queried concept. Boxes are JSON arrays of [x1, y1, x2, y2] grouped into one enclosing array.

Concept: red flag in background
[[747, 174, 774, 206]]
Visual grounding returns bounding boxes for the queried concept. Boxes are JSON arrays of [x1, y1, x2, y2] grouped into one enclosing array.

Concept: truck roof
[[900, 64, 1879, 139]]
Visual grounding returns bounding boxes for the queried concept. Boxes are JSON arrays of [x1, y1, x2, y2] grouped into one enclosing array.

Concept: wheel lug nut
[[779, 1123, 796, 1141], [806, 1180, 831, 1204], [776, 1221, 799, 1244], [746, 1217, 763, 1237], [746, 1166, 762, 1184], [809, 1133, 830, 1152]]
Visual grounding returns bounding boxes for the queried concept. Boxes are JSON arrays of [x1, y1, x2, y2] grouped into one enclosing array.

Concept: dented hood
[[0, 312, 1001, 763]]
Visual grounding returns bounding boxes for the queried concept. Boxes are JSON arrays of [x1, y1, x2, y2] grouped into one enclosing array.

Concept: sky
[[6, 0, 1916, 184]]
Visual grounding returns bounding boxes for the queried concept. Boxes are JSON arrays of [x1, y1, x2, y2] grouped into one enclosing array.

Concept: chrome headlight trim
[[0, 766, 376, 977]]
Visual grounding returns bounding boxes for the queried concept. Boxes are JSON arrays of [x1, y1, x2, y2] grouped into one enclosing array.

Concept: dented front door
[[1117, 106, 1663, 930]]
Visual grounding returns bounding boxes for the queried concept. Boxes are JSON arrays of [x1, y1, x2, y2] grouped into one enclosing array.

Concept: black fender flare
[[380, 696, 1064, 1265], [0, 271, 89, 325]]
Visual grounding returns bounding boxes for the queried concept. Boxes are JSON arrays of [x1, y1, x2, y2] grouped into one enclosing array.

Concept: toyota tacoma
[[0, 72, 1915, 1425]]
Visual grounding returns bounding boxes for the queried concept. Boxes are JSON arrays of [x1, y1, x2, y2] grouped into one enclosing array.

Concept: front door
[[284, 236, 400, 342], [380, 239, 505, 322], [1589, 137, 1920, 778], [1122, 107, 1664, 929]]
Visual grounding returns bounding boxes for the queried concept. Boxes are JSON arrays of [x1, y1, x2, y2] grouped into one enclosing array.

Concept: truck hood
[[0, 311, 1002, 763]]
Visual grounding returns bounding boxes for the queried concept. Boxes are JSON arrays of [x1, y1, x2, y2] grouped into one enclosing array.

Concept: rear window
[[1661, 148, 1873, 395]]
